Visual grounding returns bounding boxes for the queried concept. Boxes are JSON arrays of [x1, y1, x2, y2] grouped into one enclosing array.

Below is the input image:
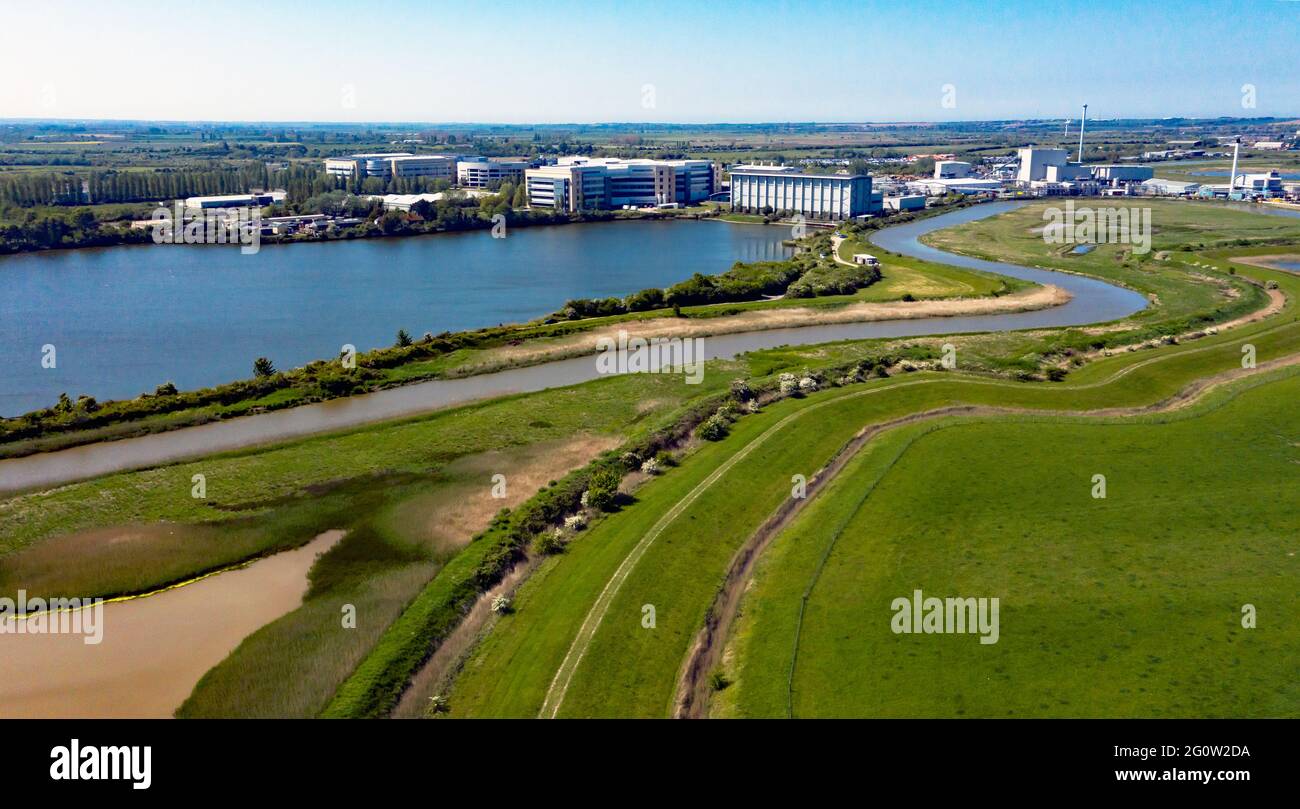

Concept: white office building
[[525, 157, 717, 211], [325, 152, 460, 181], [728, 165, 872, 220], [457, 158, 529, 189]]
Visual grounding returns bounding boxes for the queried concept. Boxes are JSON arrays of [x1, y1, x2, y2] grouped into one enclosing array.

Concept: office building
[[457, 158, 529, 189], [525, 157, 718, 211], [325, 153, 460, 181]]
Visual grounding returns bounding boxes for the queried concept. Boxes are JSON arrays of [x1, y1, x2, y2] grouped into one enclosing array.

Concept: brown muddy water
[[0, 529, 342, 718]]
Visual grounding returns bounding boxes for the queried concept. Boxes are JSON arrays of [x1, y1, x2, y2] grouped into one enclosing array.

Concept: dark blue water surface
[[0, 220, 791, 416]]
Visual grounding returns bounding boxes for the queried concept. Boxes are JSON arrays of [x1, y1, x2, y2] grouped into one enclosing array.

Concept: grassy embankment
[[444, 209, 1299, 718], [722, 368, 1298, 717]]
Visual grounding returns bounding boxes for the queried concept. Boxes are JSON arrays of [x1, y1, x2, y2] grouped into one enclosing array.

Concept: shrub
[[778, 372, 799, 395], [564, 513, 587, 531], [1046, 367, 1068, 382], [531, 529, 565, 556], [585, 468, 622, 512], [696, 414, 730, 442]]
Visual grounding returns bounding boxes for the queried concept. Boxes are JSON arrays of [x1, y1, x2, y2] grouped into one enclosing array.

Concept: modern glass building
[[525, 158, 718, 211]]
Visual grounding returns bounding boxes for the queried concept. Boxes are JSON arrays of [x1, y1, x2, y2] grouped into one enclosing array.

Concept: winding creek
[[0, 201, 1152, 496], [0, 529, 343, 718]]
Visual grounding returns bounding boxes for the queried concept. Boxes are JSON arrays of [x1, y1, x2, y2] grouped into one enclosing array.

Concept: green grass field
[[723, 370, 1298, 717], [443, 207, 1300, 719]]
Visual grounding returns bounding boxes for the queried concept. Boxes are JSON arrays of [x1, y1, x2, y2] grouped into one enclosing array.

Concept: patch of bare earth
[[384, 434, 622, 556], [458, 286, 1070, 373]]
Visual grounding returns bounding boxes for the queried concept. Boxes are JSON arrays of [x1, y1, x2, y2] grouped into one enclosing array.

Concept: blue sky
[[2, 0, 1297, 123]]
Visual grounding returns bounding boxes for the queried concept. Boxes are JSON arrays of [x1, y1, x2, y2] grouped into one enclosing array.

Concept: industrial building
[[728, 165, 871, 221], [1091, 165, 1155, 184], [325, 152, 461, 181], [1016, 148, 1072, 183], [457, 158, 530, 189], [934, 160, 972, 179], [911, 178, 1002, 196], [1141, 178, 1201, 196], [525, 157, 718, 212], [1015, 147, 1153, 195], [883, 194, 926, 211], [184, 191, 286, 210], [366, 189, 492, 211]]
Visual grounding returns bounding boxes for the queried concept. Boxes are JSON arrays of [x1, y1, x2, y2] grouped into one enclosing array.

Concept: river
[[0, 218, 793, 417], [0, 201, 1150, 495]]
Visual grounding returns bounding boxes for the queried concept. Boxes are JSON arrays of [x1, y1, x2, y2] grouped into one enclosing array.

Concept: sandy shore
[[464, 285, 1071, 372]]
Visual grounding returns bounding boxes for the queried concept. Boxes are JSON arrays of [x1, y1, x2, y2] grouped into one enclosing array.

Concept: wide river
[[0, 200, 1160, 495], [0, 219, 793, 417]]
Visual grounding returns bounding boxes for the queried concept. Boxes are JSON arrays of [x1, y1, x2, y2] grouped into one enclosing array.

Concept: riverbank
[[0, 205, 989, 459]]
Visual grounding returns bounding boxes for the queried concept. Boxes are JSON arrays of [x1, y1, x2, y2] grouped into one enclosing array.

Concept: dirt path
[[392, 557, 540, 718], [673, 351, 1300, 718]]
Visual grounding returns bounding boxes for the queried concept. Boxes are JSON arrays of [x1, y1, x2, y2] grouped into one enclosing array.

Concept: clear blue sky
[[3, 0, 1297, 123]]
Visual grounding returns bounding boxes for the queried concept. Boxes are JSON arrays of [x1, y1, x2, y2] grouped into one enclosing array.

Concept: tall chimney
[[1229, 139, 1240, 194], [1077, 104, 1088, 162]]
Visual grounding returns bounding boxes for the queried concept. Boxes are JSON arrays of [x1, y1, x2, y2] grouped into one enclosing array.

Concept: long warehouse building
[[729, 165, 872, 220]]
